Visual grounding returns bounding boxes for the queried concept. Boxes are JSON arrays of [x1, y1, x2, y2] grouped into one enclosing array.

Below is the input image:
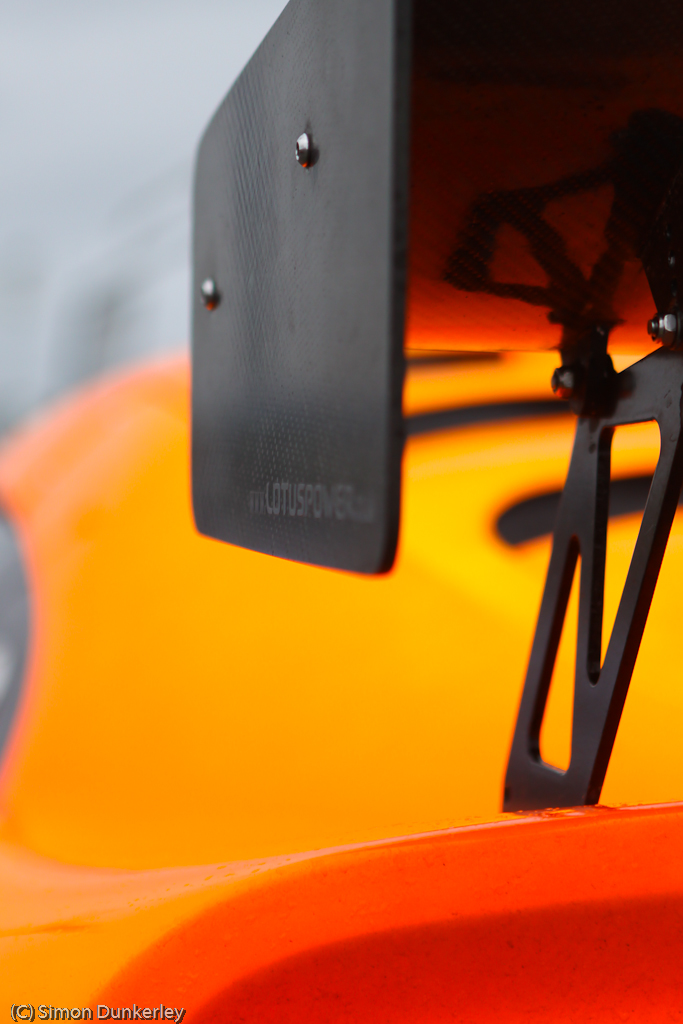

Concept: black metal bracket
[[504, 346, 683, 810]]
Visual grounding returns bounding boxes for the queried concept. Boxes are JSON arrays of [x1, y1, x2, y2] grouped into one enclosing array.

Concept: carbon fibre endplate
[[192, 0, 410, 573]]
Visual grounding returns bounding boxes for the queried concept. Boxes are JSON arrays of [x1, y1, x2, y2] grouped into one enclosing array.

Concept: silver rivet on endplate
[[295, 132, 312, 168], [201, 278, 220, 311]]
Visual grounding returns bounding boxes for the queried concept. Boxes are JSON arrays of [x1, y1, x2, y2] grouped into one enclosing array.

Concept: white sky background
[[0, 0, 287, 426]]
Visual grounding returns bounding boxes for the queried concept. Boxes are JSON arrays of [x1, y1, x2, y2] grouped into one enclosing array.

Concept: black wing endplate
[[192, 0, 410, 574]]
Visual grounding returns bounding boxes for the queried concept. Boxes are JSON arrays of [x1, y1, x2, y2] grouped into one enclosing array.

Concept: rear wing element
[[192, 0, 683, 574]]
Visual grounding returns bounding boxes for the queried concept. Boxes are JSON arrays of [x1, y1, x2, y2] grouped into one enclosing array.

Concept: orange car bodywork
[[1, 352, 682, 1018]]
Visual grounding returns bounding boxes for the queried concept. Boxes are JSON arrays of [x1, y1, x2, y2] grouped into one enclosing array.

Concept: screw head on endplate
[[648, 311, 678, 345], [295, 132, 312, 168], [201, 278, 220, 311], [551, 365, 577, 399]]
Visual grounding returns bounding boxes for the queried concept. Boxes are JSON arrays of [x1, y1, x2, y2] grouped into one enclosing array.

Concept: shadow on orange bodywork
[[98, 806, 683, 1022]]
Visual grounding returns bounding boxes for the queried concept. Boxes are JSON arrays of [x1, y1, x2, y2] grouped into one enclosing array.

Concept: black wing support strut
[[500, 140, 683, 810], [505, 348, 683, 810]]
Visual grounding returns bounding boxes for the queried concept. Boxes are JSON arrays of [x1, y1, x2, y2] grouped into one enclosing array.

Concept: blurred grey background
[[0, 0, 287, 431]]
